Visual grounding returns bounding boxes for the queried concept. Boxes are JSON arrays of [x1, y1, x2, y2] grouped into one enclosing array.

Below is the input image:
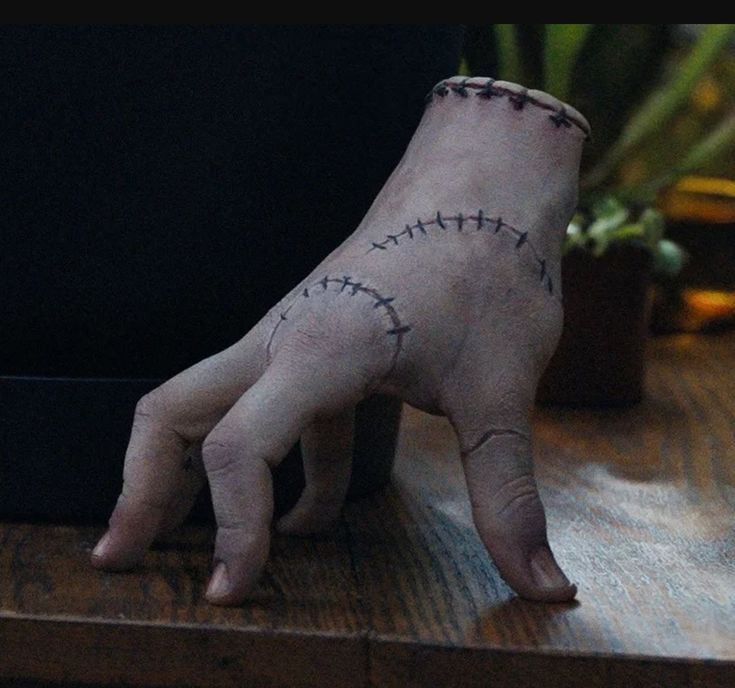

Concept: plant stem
[[623, 109, 735, 202], [494, 24, 525, 84], [583, 23, 735, 189], [543, 24, 593, 101]]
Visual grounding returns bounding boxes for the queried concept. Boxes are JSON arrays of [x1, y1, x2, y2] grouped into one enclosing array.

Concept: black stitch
[[451, 78, 469, 98], [374, 296, 395, 309], [428, 78, 590, 137], [549, 107, 572, 128], [509, 88, 529, 110], [364, 211, 557, 301], [267, 275, 411, 382], [547, 276, 554, 294], [303, 287, 310, 298], [476, 78, 498, 99]]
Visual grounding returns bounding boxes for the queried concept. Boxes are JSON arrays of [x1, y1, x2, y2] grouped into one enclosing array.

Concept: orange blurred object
[[659, 176, 735, 223], [662, 288, 735, 332], [654, 176, 735, 333]]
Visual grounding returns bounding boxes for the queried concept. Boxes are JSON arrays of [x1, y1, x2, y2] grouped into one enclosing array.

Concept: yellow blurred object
[[619, 158, 650, 187], [677, 289, 735, 331], [691, 75, 721, 112], [674, 176, 735, 196], [652, 175, 735, 334], [659, 175, 735, 223]]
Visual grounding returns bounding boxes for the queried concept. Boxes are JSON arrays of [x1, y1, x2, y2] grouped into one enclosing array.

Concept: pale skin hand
[[92, 77, 590, 604]]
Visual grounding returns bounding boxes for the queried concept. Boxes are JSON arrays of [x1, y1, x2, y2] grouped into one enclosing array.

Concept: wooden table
[[1, 333, 734, 688]]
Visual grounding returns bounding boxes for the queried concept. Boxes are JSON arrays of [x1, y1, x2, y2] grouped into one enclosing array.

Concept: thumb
[[457, 425, 576, 602]]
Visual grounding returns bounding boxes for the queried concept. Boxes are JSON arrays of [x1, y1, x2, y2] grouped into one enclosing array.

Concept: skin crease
[[91, 76, 589, 605]]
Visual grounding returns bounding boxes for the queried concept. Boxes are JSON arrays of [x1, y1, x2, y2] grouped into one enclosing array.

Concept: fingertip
[[517, 581, 578, 603], [89, 529, 146, 572], [90, 552, 142, 571], [514, 545, 577, 603], [530, 545, 571, 587], [205, 561, 231, 604], [205, 561, 260, 606], [91, 531, 110, 560]]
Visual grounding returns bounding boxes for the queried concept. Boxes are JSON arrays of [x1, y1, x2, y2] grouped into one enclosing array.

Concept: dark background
[[2, 26, 463, 378]]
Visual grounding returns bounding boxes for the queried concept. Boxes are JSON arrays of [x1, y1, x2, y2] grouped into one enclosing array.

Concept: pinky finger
[[276, 408, 354, 535]]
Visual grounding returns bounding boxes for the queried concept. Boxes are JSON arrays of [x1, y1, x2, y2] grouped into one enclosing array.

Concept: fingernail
[[92, 532, 111, 559], [206, 562, 230, 600], [530, 546, 571, 589]]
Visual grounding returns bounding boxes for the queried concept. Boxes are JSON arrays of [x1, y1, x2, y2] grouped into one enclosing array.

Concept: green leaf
[[565, 196, 677, 263], [569, 25, 671, 174], [609, 222, 647, 242], [586, 197, 630, 256], [646, 109, 735, 196], [564, 213, 588, 253], [543, 24, 593, 100], [591, 195, 628, 221], [640, 207, 665, 246], [654, 239, 687, 276], [494, 24, 525, 83], [584, 23, 735, 188]]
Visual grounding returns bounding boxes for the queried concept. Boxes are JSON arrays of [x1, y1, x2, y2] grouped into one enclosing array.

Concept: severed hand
[[92, 77, 589, 604]]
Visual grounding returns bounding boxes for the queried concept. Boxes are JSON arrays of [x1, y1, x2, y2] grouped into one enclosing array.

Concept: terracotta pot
[[537, 244, 653, 407]]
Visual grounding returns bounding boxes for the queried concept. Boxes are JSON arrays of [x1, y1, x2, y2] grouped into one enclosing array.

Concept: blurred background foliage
[[462, 24, 735, 272], [462, 24, 735, 201]]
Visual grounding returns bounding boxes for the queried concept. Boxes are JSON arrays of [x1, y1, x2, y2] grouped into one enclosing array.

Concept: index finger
[[91, 326, 267, 570]]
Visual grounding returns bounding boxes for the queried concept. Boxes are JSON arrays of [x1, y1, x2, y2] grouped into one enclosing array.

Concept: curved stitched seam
[[366, 211, 560, 301], [265, 276, 411, 381]]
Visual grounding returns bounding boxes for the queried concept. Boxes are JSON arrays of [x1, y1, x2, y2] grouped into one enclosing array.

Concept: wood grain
[[2, 333, 734, 687], [0, 525, 366, 687]]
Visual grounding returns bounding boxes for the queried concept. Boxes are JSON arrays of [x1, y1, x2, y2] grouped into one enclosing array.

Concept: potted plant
[[464, 23, 735, 405]]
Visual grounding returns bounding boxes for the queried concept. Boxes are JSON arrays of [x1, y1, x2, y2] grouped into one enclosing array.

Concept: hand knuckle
[[202, 431, 242, 474], [134, 388, 167, 419], [493, 474, 541, 518]]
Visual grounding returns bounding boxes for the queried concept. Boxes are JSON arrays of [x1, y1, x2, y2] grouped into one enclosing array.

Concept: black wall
[[2, 26, 463, 377]]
